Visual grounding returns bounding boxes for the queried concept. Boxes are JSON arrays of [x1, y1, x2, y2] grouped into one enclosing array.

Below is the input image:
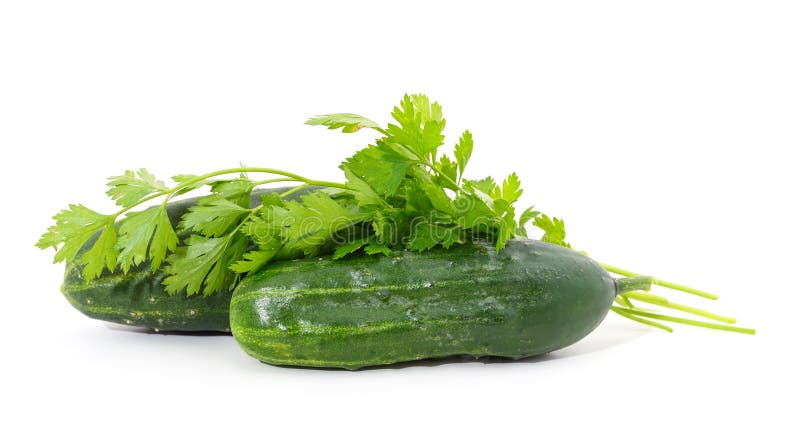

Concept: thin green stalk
[[612, 307, 673, 332], [253, 177, 295, 186], [615, 295, 635, 308], [164, 167, 348, 196], [601, 262, 719, 300], [615, 307, 756, 335], [113, 167, 349, 219], [624, 291, 736, 324], [280, 184, 310, 198]]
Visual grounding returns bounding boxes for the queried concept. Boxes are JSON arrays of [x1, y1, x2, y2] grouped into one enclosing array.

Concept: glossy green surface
[[230, 238, 618, 369], [61, 186, 313, 331]]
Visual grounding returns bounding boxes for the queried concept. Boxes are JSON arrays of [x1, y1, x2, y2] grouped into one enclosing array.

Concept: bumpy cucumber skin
[[62, 267, 233, 331], [230, 238, 618, 369], [60, 187, 312, 332]]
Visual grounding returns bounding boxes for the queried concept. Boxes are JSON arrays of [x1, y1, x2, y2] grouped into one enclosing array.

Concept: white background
[[1, 1, 797, 431]]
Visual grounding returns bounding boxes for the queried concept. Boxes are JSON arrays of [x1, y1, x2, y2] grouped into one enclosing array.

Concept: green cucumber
[[230, 237, 631, 369], [61, 186, 314, 332]]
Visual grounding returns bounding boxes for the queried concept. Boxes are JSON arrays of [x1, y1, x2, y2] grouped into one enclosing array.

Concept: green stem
[[601, 262, 719, 300], [253, 177, 296, 186], [616, 276, 653, 294], [169, 167, 347, 194], [614, 307, 756, 335], [611, 307, 673, 332], [615, 295, 635, 308], [280, 184, 310, 198], [113, 167, 349, 219], [624, 291, 737, 324], [422, 160, 462, 192]]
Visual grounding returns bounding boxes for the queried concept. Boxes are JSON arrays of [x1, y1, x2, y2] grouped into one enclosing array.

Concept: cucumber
[[230, 237, 622, 369], [61, 186, 314, 332]]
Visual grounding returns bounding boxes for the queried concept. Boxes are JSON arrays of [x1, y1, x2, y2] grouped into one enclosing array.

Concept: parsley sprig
[[38, 93, 565, 296]]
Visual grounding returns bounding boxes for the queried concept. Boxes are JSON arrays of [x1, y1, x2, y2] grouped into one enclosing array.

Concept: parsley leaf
[[106, 169, 169, 208], [454, 194, 495, 232], [435, 154, 459, 191], [341, 142, 416, 196], [332, 237, 369, 260], [501, 172, 523, 204], [495, 207, 517, 251], [36, 204, 115, 264], [207, 178, 256, 207], [179, 198, 251, 237], [306, 113, 384, 133], [534, 214, 570, 248], [385, 94, 446, 161], [454, 130, 473, 179], [116, 205, 178, 272], [276, 192, 366, 254], [515, 206, 540, 237], [408, 222, 458, 252], [80, 221, 119, 280], [229, 237, 282, 275], [163, 232, 248, 296], [364, 237, 393, 256], [343, 168, 384, 207], [465, 176, 498, 197], [170, 174, 211, 197]]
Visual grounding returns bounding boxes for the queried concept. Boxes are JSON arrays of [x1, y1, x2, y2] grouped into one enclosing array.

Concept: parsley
[[38, 94, 568, 295]]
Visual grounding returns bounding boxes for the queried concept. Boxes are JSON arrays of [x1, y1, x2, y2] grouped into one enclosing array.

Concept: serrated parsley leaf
[[207, 178, 256, 207], [332, 237, 369, 260], [435, 154, 458, 191], [343, 168, 384, 207], [385, 94, 446, 161], [421, 182, 454, 215], [171, 174, 198, 183], [229, 238, 280, 275], [411, 94, 443, 123], [495, 208, 516, 251], [454, 130, 473, 179], [364, 237, 393, 256], [341, 142, 416, 196], [305, 113, 383, 133], [453, 194, 494, 231], [466, 177, 498, 197], [171, 174, 212, 197], [408, 222, 458, 252], [515, 206, 540, 237], [36, 204, 114, 265], [179, 198, 251, 237], [501, 172, 523, 204], [80, 221, 119, 280], [116, 206, 178, 272], [534, 214, 570, 248], [276, 192, 366, 253], [106, 169, 168, 208], [164, 233, 248, 296]]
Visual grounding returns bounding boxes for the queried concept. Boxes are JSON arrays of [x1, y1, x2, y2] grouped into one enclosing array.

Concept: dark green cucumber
[[230, 238, 619, 369], [61, 186, 315, 332]]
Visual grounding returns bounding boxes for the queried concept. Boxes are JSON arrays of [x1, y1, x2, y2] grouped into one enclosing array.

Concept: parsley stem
[[111, 167, 349, 219], [167, 167, 347, 193], [280, 184, 310, 198], [421, 161, 462, 192], [253, 177, 295, 186]]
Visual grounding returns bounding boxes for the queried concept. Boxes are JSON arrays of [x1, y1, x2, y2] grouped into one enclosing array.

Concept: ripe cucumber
[[230, 237, 625, 369], [61, 186, 313, 332]]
